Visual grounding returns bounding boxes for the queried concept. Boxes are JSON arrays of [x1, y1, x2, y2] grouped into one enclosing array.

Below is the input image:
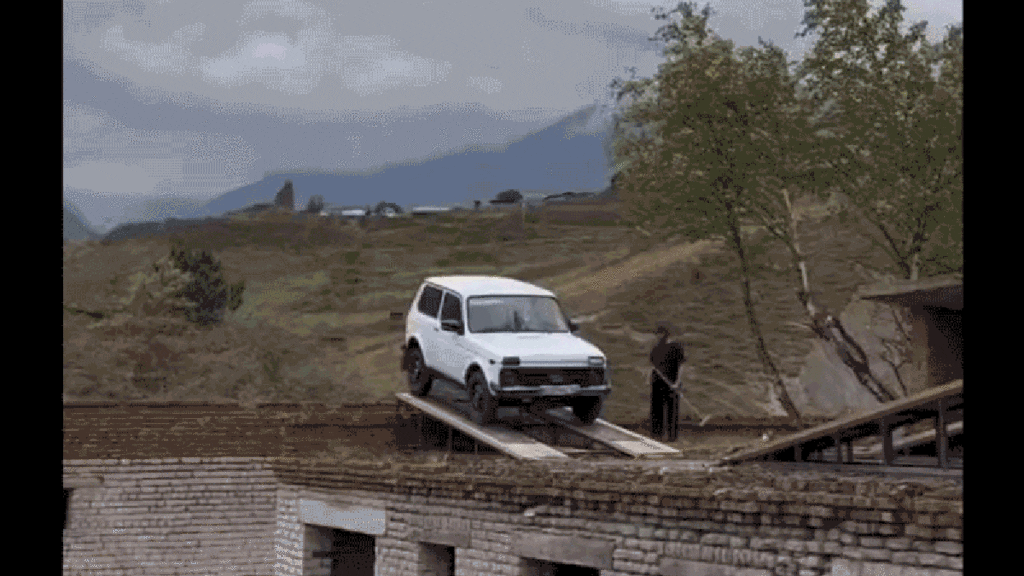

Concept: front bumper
[[493, 385, 610, 407], [491, 366, 611, 406]]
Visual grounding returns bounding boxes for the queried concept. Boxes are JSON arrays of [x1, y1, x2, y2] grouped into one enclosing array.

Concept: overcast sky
[[63, 0, 962, 229]]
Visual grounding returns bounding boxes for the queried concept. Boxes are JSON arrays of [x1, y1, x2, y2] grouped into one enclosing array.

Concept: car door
[[438, 290, 472, 384], [414, 284, 444, 370]]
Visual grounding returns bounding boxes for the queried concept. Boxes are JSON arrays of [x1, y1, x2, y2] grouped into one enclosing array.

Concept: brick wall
[[63, 457, 277, 576], [63, 402, 415, 460], [273, 457, 963, 576], [63, 403, 962, 576]]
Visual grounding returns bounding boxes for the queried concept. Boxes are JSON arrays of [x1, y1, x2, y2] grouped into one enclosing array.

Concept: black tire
[[572, 397, 602, 425], [407, 348, 433, 397], [469, 372, 497, 425]]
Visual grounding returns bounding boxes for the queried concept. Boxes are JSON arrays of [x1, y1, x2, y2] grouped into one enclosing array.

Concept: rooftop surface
[[857, 274, 963, 310], [426, 276, 556, 298]]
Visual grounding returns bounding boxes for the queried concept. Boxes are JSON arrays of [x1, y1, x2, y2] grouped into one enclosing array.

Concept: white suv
[[401, 276, 611, 425]]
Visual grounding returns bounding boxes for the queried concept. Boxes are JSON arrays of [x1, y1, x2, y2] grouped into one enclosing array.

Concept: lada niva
[[401, 276, 611, 425]]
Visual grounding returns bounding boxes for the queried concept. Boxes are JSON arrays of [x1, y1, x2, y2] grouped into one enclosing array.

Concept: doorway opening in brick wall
[[523, 558, 600, 576], [304, 524, 375, 576], [418, 543, 455, 576], [63, 488, 72, 531]]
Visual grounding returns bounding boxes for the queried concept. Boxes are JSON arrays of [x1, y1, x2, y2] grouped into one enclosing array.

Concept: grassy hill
[[63, 198, 894, 427]]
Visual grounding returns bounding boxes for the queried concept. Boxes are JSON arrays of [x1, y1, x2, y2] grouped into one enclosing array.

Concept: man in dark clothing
[[650, 322, 685, 442]]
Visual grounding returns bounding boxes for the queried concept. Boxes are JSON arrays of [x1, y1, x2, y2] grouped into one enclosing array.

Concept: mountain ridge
[[195, 103, 615, 217]]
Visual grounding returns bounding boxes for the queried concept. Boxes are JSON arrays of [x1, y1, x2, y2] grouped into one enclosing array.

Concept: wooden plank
[[753, 460, 963, 479], [881, 416, 894, 465], [395, 393, 569, 461], [537, 407, 679, 457], [721, 380, 962, 464], [937, 397, 949, 470]]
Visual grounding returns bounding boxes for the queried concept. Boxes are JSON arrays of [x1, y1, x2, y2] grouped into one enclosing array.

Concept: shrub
[[168, 244, 246, 326], [120, 255, 195, 317]]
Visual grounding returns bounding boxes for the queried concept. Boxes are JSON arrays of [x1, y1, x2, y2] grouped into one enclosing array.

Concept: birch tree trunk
[[726, 204, 804, 428], [782, 189, 895, 404]]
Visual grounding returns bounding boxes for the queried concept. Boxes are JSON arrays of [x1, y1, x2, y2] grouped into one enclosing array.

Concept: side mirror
[[568, 320, 579, 334], [441, 319, 464, 334]]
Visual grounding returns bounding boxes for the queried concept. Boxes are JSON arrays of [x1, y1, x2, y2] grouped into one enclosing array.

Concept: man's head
[[654, 322, 674, 338]]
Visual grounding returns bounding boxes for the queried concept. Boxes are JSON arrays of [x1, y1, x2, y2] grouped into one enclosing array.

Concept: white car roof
[[425, 276, 556, 298]]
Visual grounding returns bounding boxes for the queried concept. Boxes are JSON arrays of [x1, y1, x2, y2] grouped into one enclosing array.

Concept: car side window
[[440, 292, 462, 322], [417, 285, 443, 317]]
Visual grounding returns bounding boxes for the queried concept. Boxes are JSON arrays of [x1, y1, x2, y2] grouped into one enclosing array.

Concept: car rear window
[[417, 285, 443, 317], [440, 292, 462, 322]]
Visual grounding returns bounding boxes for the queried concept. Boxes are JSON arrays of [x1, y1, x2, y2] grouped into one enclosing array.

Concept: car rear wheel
[[572, 397, 602, 425], [469, 372, 496, 425], [407, 348, 433, 397]]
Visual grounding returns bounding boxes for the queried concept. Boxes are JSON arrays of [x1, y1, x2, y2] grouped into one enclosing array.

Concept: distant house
[[321, 205, 369, 218], [410, 206, 452, 216]]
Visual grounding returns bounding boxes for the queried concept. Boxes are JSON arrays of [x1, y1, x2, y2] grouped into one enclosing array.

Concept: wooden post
[[936, 398, 949, 469], [881, 416, 895, 465]]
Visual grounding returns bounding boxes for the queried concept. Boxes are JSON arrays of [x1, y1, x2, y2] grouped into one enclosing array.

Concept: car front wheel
[[572, 397, 602, 425], [469, 372, 497, 425], [407, 348, 433, 397]]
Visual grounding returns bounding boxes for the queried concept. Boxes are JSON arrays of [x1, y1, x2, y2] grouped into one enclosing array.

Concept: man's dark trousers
[[650, 371, 680, 442]]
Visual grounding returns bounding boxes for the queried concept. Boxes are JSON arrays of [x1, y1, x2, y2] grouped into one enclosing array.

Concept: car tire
[[572, 397, 602, 425], [469, 372, 497, 426], [407, 348, 433, 397]]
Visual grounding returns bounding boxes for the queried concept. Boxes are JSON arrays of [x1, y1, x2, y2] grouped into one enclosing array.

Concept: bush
[[120, 255, 195, 317], [168, 244, 246, 326]]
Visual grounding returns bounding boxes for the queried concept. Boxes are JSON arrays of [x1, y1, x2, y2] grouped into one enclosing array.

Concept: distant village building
[[320, 205, 370, 218], [410, 206, 452, 216]]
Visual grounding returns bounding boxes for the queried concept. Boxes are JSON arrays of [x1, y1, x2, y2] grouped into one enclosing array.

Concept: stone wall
[[63, 457, 278, 575], [273, 457, 963, 576]]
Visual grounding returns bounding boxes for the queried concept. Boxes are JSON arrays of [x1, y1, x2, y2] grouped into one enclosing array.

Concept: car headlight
[[588, 356, 604, 366], [502, 356, 521, 366]]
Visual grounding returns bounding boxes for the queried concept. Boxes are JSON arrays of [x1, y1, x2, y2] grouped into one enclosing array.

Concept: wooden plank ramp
[[395, 393, 569, 461], [720, 380, 963, 466], [536, 406, 680, 458]]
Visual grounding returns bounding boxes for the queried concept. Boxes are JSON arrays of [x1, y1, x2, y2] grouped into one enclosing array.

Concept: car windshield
[[467, 296, 570, 333]]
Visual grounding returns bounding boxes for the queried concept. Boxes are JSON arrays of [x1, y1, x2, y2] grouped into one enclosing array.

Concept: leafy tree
[[796, 0, 963, 279], [373, 201, 402, 216], [169, 244, 245, 326], [493, 189, 523, 204], [610, 2, 807, 425], [306, 195, 325, 214], [120, 255, 196, 318]]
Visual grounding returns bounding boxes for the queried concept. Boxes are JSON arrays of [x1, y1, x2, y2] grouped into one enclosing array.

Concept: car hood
[[469, 333, 604, 365]]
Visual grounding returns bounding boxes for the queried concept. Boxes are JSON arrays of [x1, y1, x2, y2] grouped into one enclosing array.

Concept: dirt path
[[548, 239, 722, 315]]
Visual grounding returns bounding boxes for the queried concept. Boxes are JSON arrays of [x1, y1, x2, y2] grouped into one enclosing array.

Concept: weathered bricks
[[65, 404, 963, 576]]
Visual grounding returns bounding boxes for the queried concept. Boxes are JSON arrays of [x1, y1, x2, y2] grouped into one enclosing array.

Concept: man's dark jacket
[[651, 337, 686, 386]]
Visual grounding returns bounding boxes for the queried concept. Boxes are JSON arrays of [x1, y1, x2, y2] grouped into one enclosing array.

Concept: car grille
[[504, 368, 604, 387]]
